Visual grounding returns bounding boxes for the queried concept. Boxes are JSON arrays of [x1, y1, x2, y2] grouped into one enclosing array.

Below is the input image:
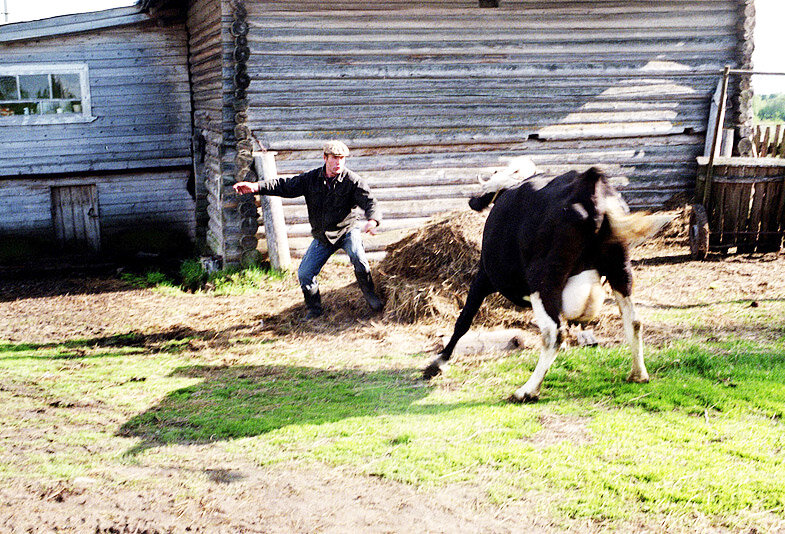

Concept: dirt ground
[[2, 219, 785, 533]]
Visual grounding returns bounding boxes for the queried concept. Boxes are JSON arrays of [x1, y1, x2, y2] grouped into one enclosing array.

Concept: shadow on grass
[[0, 325, 275, 360], [0, 274, 133, 302], [636, 297, 785, 311], [118, 364, 473, 456]]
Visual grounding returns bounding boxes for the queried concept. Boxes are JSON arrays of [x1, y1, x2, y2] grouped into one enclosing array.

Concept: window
[[0, 64, 94, 125]]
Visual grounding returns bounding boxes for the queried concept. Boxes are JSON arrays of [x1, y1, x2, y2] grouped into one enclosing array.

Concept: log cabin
[[0, 0, 756, 267]]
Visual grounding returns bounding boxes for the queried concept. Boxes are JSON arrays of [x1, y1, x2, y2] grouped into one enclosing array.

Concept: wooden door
[[51, 184, 101, 253]]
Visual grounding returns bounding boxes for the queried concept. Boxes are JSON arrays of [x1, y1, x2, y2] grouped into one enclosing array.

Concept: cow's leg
[[599, 243, 649, 384], [423, 268, 494, 379], [613, 290, 648, 383], [510, 291, 562, 403]]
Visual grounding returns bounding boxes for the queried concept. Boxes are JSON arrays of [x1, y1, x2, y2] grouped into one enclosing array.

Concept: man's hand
[[363, 219, 379, 235], [233, 181, 259, 195]]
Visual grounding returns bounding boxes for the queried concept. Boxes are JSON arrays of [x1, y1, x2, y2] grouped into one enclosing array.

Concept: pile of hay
[[377, 209, 525, 325]]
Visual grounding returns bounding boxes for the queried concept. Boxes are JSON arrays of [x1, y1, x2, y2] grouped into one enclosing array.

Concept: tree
[[754, 94, 785, 123]]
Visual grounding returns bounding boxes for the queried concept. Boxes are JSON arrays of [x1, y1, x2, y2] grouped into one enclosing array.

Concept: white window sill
[[0, 114, 97, 126]]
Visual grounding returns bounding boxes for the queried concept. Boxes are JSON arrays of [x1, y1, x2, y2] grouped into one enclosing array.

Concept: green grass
[[205, 264, 291, 295], [118, 261, 292, 294], [2, 318, 785, 528]]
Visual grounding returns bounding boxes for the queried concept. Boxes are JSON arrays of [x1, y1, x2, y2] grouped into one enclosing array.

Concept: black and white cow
[[424, 161, 670, 402]]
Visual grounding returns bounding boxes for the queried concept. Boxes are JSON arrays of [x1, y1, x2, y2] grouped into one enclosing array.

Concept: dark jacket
[[256, 166, 380, 244]]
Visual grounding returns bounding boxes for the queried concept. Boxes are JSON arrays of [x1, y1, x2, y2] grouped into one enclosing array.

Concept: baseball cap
[[323, 140, 350, 157]]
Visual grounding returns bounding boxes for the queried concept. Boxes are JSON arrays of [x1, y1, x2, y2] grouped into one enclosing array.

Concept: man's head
[[323, 140, 350, 178]]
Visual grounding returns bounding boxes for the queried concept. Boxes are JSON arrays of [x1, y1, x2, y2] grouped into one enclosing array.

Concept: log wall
[[243, 0, 748, 257], [0, 14, 192, 175], [0, 169, 195, 245], [0, 9, 196, 258], [186, 0, 261, 264]]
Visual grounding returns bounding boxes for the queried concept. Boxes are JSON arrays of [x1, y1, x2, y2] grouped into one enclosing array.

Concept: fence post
[[703, 66, 731, 206], [703, 77, 724, 158], [253, 152, 292, 270]]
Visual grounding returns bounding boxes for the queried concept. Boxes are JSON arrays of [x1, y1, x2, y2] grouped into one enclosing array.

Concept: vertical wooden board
[[758, 179, 774, 234], [761, 128, 771, 157], [85, 185, 101, 251], [72, 186, 89, 245], [777, 132, 785, 158], [735, 180, 753, 248], [60, 186, 77, 244], [759, 179, 782, 251], [720, 181, 742, 246], [709, 181, 725, 247], [775, 175, 785, 233], [747, 180, 767, 248]]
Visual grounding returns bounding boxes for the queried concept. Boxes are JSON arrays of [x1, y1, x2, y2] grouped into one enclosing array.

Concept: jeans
[[298, 229, 370, 292]]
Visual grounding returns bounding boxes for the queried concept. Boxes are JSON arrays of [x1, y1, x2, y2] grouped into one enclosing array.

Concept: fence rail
[[752, 124, 785, 158]]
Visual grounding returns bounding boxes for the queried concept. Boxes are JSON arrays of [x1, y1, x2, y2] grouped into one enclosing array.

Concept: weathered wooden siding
[[243, 0, 746, 256], [0, 18, 192, 175], [187, 0, 227, 255], [187, 0, 256, 264], [0, 170, 195, 244], [0, 9, 196, 259]]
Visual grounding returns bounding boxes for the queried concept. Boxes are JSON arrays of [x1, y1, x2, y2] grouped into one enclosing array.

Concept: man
[[233, 140, 383, 319]]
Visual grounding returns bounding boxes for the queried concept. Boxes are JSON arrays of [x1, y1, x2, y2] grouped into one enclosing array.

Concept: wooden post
[[703, 78, 724, 158], [720, 129, 734, 157], [254, 152, 292, 270], [703, 66, 730, 206]]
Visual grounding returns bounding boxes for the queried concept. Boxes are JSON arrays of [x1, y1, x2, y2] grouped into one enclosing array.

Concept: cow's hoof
[[627, 371, 650, 383], [508, 392, 539, 404], [423, 356, 450, 380], [422, 363, 444, 380]]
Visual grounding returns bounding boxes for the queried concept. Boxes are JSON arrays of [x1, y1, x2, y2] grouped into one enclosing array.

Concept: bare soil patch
[[2, 207, 785, 532]]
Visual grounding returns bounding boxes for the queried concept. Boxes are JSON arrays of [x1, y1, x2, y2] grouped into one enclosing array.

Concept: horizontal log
[[248, 109, 702, 131], [2, 132, 192, 153], [0, 159, 192, 176], [247, 38, 736, 58], [252, 122, 707, 148], [247, 10, 736, 31]]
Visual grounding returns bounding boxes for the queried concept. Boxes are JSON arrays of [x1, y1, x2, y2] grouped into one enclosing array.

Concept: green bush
[[179, 259, 207, 291], [754, 93, 785, 123], [119, 259, 289, 294], [119, 270, 174, 288]]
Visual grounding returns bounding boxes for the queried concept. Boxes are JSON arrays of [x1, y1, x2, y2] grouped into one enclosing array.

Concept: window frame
[[0, 63, 95, 126]]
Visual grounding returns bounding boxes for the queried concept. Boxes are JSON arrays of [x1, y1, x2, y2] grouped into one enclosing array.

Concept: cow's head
[[565, 167, 609, 233]]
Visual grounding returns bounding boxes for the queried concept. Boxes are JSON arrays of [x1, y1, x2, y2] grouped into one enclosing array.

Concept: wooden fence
[[751, 124, 785, 158]]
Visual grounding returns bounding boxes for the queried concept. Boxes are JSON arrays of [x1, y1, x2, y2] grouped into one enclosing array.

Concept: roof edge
[[0, 6, 150, 43]]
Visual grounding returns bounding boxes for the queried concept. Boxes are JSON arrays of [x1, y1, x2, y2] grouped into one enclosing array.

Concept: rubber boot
[[302, 286, 323, 319], [355, 271, 383, 313]]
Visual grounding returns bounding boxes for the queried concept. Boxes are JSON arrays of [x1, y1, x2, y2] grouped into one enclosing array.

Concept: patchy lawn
[[1, 240, 785, 533]]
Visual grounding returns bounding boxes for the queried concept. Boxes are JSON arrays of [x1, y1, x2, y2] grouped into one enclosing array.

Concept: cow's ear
[[566, 201, 590, 222], [582, 167, 605, 184]]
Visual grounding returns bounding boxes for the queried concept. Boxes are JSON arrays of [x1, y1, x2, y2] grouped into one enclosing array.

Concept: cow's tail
[[606, 202, 673, 246], [469, 156, 538, 211]]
